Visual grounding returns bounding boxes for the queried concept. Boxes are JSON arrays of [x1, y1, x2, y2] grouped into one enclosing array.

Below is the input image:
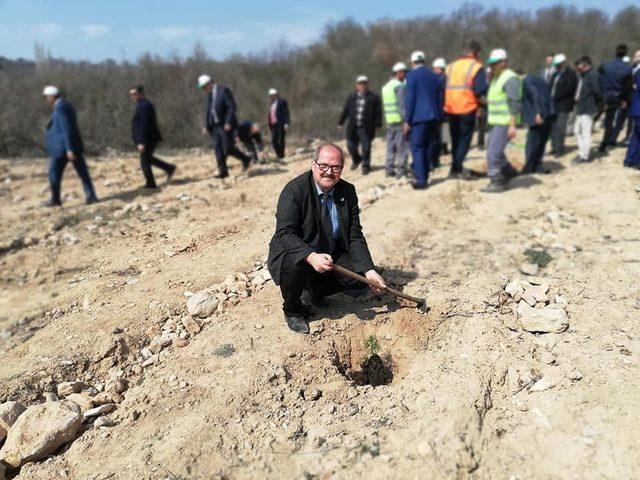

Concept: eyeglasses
[[314, 161, 343, 173]]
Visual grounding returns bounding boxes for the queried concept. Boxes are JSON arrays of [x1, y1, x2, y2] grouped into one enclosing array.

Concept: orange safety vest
[[444, 56, 483, 115]]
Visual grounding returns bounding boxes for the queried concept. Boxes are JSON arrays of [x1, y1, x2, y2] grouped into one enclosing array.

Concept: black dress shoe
[[480, 179, 507, 193], [411, 182, 428, 190], [85, 197, 99, 205], [166, 165, 176, 183], [42, 199, 62, 208], [242, 160, 251, 172], [361, 165, 371, 175], [350, 161, 360, 171], [284, 313, 310, 334], [214, 173, 229, 179]]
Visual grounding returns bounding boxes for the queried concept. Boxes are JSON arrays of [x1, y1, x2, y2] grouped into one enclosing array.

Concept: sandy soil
[[0, 129, 639, 480]]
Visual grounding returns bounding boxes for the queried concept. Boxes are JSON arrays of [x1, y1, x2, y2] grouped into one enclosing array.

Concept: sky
[[0, 0, 635, 61]]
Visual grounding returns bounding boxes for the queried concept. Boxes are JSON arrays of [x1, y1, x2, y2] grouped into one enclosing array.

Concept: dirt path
[[0, 132, 639, 479]]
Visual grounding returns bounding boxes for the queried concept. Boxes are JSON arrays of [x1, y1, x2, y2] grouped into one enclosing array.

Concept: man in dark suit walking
[[130, 85, 176, 189], [42, 85, 98, 207], [267, 142, 387, 334], [549, 54, 578, 156], [198, 74, 251, 179], [521, 73, 553, 173], [267, 88, 290, 160], [337, 76, 382, 175]]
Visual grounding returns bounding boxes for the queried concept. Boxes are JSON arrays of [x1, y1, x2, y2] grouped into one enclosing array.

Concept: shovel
[[332, 264, 428, 312]]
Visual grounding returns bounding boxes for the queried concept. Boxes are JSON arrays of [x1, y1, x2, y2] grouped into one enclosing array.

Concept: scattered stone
[[83, 403, 117, 418], [93, 416, 115, 428], [65, 394, 94, 413], [112, 327, 124, 334], [0, 402, 82, 468], [505, 279, 524, 297], [181, 316, 202, 335], [44, 392, 59, 402], [518, 302, 569, 333], [57, 381, 85, 397], [520, 263, 540, 276], [113, 378, 128, 394], [0, 401, 26, 441], [539, 351, 556, 365], [173, 338, 190, 348], [93, 392, 123, 406], [186, 291, 219, 318], [305, 389, 322, 401], [567, 370, 583, 381], [529, 378, 555, 392]]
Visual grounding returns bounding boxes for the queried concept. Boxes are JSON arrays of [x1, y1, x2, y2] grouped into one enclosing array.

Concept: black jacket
[[268, 98, 290, 127], [338, 90, 382, 138], [522, 75, 553, 127], [205, 84, 238, 131], [132, 98, 162, 145], [550, 67, 578, 113], [267, 171, 375, 285], [575, 69, 603, 116]]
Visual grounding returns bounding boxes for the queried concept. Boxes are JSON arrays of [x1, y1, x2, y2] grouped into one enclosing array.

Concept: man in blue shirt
[[404, 50, 444, 189], [624, 49, 640, 169], [598, 44, 634, 153], [43, 86, 98, 207]]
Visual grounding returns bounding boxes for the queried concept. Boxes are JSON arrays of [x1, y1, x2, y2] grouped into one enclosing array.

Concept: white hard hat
[[197, 74, 212, 89], [623, 56, 630, 63], [42, 85, 59, 96], [487, 49, 508, 65], [552, 53, 567, 66], [411, 51, 425, 63], [356, 75, 368, 83], [432, 58, 446, 69], [392, 62, 407, 73], [268, 88, 278, 95]]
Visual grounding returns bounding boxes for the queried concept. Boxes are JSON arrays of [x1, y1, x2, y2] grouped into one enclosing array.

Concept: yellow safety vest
[[382, 79, 402, 124], [488, 69, 518, 126]]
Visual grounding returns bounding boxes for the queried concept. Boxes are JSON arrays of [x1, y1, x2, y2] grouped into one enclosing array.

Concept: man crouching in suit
[[267, 142, 387, 334]]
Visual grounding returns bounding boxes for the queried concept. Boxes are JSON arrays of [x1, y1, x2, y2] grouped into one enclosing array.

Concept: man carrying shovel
[[267, 142, 387, 334]]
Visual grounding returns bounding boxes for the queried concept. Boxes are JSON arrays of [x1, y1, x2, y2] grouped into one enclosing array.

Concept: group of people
[[40, 78, 290, 206]]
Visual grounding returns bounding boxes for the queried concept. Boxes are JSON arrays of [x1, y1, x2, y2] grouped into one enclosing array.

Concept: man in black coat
[[198, 74, 251, 179], [267, 142, 387, 334], [130, 86, 176, 189], [337, 76, 382, 175], [549, 54, 578, 156], [236, 120, 266, 164], [573, 56, 603, 163], [267, 88, 290, 160], [521, 73, 553, 173]]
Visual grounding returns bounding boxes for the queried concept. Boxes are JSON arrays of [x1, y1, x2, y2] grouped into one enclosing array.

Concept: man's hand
[[201, 127, 208, 136], [284, 124, 289, 131], [137, 144, 145, 153], [306, 252, 334, 273], [402, 123, 411, 135], [534, 114, 544, 126], [336, 124, 342, 131], [223, 123, 232, 132], [508, 125, 517, 141], [621, 101, 627, 109], [66, 151, 76, 162], [365, 269, 387, 295]]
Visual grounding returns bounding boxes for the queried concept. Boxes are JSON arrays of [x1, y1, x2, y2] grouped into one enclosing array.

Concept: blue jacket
[[45, 99, 84, 158], [404, 65, 443, 124], [132, 98, 162, 145], [631, 69, 640, 119], [522, 75, 553, 127], [205, 84, 238, 131], [598, 59, 633, 100]]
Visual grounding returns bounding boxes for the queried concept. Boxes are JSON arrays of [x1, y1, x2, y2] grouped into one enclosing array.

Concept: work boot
[[284, 312, 310, 334], [361, 164, 371, 175], [411, 182, 428, 190], [214, 172, 229, 179], [85, 196, 99, 205], [480, 178, 507, 193]]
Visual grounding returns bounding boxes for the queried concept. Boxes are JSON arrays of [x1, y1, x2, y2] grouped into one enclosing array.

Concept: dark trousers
[[624, 118, 640, 167], [279, 251, 365, 315], [523, 119, 552, 173], [48, 154, 97, 203], [449, 112, 476, 172], [211, 125, 250, 176], [551, 111, 570, 155], [347, 127, 373, 167], [431, 122, 442, 168], [476, 108, 487, 148], [600, 98, 625, 151], [409, 120, 438, 187], [140, 143, 174, 188], [241, 139, 259, 163], [270, 123, 286, 159]]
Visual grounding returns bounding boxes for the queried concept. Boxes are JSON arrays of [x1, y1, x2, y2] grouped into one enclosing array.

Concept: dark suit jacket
[[205, 84, 238, 131], [405, 65, 443, 124], [132, 98, 162, 145], [338, 90, 382, 138], [522, 75, 553, 127], [598, 58, 633, 101], [268, 98, 290, 126], [45, 99, 84, 158], [550, 67, 578, 113], [267, 171, 375, 285], [575, 69, 603, 116]]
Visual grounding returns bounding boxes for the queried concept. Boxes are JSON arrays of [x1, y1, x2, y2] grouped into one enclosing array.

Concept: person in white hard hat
[[431, 57, 448, 169], [381, 62, 409, 178], [548, 53, 578, 157], [268, 88, 290, 160], [403, 50, 444, 189], [42, 85, 98, 207], [198, 74, 251, 178], [337, 75, 382, 175]]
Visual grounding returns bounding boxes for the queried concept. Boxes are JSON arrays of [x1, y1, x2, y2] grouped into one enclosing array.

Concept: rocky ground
[[0, 130, 639, 480]]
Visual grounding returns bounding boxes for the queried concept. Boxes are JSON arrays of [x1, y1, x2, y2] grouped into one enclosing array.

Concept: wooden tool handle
[[332, 264, 426, 306]]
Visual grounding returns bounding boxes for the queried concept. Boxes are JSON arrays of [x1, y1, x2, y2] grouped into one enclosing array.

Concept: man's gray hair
[[313, 142, 345, 164]]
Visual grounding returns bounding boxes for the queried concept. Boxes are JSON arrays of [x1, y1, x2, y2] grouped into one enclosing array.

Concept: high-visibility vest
[[382, 79, 403, 124], [487, 69, 520, 126], [444, 57, 483, 115]]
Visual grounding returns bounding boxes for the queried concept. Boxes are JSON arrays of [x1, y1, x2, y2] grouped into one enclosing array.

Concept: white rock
[[520, 263, 540, 276], [65, 394, 94, 413], [83, 403, 117, 418], [0, 402, 82, 468], [181, 316, 202, 335], [57, 381, 85, 397], [530, 378, 555, 392], [517, 302, 569, 333], [505, 279, 524, 297], [186, 291, 219, 318], [0, 401, 26, 441], [93, 416, 115, 428]]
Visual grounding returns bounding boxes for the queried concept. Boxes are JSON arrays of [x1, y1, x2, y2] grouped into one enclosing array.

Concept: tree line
[[1, 3, 639, 157]]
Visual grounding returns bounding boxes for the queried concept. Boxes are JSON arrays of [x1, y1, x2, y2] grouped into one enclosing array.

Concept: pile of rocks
[[504, 276, 569, 334]]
